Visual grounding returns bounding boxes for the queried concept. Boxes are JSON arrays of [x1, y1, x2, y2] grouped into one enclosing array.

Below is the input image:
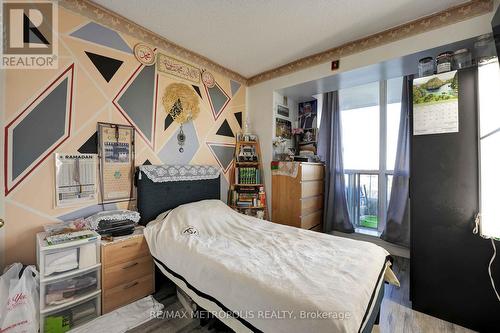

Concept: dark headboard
[[135, 169, 220, 225]]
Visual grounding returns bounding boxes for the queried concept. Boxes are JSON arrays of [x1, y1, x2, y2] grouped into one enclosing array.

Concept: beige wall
[[248, 12, 495, 217], [0, 6, 245, 268]]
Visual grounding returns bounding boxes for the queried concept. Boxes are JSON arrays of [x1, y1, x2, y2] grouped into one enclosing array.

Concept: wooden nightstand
[[101, 227, 155, 314]]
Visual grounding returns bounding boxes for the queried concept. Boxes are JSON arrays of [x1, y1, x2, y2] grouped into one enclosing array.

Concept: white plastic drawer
[[41, 267, 101, 310], [41, 293, 101, 333], [40, 241, 99, 278]]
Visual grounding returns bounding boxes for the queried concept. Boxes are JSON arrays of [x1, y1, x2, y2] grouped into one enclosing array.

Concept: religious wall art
[[201, 70, 215, 88], [97, 123, 135, 203], [133, 43, 156, 66], [162, 83, 201, 152], [157, 53, 201, 83]]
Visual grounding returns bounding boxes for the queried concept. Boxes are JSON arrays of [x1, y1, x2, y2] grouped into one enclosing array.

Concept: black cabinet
[[410, 67, 500, 332]]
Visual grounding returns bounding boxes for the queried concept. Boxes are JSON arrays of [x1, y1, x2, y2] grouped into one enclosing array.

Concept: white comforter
[[144, 199, 390, 333]]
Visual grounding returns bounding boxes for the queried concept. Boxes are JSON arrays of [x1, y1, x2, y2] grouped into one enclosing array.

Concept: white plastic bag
[[0, 263, 39, 333]]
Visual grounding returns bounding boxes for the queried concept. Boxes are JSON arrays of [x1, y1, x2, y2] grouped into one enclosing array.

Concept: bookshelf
[[228, 136, 268, 220]]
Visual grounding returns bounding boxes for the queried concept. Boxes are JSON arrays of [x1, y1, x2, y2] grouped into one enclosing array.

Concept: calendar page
[[413, 71, 459, 136]]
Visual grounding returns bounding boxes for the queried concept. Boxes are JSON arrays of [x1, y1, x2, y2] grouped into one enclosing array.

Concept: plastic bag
[[0, 263, 39, 333]]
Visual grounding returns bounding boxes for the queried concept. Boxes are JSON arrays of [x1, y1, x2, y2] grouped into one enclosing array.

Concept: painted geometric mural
[[205, 82, 231, 120], [207, 143, 236, 173], [217, 119, 235, 137], [70, 22, 133, 53], [234, 111, 243, 129], [78, 131, 98, 154], [230, 80, 241, 96], [5, 64, 74, 194], [114, 65, 157, 148], [158, 122, 200, 165], [2, 5, 246, 265], [85, 51, 123, 82]]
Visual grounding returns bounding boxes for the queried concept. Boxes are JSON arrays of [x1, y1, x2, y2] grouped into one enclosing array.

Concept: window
[[340, 77, 403, 235]]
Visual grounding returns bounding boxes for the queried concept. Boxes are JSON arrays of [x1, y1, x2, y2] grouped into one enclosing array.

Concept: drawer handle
[[122, 262, 138, 269], [121, 243, 138, 248], [123, 281, 139, 290]]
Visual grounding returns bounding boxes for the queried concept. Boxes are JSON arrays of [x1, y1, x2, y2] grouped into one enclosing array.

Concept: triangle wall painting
[[192, 85, 202, 99], [207, 143, 235, 173], [230, 80, 241, 96], [78, 131, 98, 154], [234, 112, 243, 129], [85, 51, 123, 82], [216, 119, 234, 138]]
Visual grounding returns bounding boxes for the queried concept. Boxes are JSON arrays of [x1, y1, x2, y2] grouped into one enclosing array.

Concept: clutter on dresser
[[230, 134, 268, 219], [37, 228, 101, 333], [85, 209, 140, 237], [43, 219, 96, 246]]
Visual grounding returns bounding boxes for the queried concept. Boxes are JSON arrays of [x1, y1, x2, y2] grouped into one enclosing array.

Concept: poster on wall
[[98, 123, 135, 203], [55, 153, 98, 207], [298, 100, 317, 129], [413, 71, 459, 135], [275, 118, 292, 139]]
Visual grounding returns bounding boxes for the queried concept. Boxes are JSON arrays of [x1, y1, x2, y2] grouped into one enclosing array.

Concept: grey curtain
[[381, 76, 412, 247], [318, 91, 354, 233]]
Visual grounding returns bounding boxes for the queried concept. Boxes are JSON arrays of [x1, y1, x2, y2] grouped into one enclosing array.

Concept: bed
[[136, 165, 397, 333]]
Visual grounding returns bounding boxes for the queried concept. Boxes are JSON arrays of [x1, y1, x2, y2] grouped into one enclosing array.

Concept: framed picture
[[298, 100, 318, 129], [300, 128, 317, 143], [98, 122, 135, 203], [277, 104, 289, 118], [275, 118, 292, 139]]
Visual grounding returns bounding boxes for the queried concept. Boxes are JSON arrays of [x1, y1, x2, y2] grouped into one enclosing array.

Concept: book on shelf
[[235, 167, 260, 184]]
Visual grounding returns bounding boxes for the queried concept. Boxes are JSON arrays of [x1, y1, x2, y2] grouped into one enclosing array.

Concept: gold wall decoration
[[157, 53, 201, 83], [162, 83, 200, 124], [162, 83, 201, 153]]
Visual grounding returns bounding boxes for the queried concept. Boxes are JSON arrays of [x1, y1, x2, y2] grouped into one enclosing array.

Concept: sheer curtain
[[318, 91, 354, 233], [381, 76, 412, 246]]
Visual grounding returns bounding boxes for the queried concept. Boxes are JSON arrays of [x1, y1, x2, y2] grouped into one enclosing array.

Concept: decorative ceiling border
[[246, 0, 493, 85], [59, 0, 248, 84], [60, 0, 493, 87]]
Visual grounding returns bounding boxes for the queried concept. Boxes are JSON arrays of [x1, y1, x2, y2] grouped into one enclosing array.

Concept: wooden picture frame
[[97, 122, 135, 203]]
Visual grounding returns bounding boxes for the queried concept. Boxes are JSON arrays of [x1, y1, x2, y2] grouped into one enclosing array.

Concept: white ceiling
[[94, 0, 466, 78]]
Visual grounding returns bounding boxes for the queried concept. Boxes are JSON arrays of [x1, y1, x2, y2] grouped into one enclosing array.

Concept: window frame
[[341, 79, 400, 234]]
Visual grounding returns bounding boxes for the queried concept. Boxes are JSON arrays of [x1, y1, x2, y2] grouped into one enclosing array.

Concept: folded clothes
[[45, 249, 78, 276], [45, 274, 97, 305]]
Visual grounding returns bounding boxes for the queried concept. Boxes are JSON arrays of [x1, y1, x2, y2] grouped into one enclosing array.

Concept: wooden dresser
[[101, 228, 154, 313], [271, 162, 325, 231]]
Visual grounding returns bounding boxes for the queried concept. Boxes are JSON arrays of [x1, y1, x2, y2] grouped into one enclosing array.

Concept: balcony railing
[[344, 170, 394, 232]]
